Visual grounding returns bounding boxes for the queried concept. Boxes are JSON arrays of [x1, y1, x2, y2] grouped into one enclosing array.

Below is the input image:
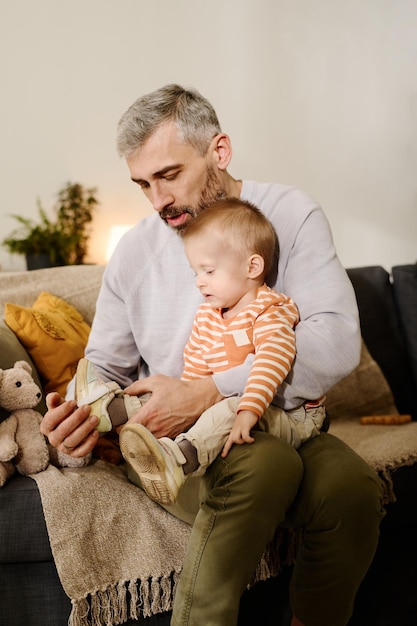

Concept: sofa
[[0, 263, 416, 626]]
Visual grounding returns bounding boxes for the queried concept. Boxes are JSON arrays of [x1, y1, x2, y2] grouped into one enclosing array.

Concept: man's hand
[[40, 392, 100, 458], [122, 374, 224, 438], [221, 410, 258, 457]]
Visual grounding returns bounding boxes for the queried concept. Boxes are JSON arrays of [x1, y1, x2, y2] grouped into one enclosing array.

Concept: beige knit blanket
[[32, 461, 191, 626], [329, 420, 417, 503], [31, 460, 285, 626]]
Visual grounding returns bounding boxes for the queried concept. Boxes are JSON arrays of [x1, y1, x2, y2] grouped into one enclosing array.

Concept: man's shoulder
[[241, 180, 319, 215]]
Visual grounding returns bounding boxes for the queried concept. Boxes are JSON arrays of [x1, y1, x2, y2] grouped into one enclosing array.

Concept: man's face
[[126, 122, 225, 233]]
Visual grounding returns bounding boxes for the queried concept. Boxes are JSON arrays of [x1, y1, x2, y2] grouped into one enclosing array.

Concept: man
[[41, 84, 384, 626]]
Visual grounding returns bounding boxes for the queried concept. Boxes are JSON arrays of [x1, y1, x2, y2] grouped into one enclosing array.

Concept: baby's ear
[[248, 254, 265, 279]]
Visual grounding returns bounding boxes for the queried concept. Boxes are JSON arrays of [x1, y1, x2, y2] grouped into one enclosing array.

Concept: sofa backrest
[[347, 265, 417, 419], [0, 265, 105, 421]]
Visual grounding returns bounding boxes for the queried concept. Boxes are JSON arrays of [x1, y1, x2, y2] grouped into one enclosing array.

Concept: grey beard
[[159, 166, 226, 233]]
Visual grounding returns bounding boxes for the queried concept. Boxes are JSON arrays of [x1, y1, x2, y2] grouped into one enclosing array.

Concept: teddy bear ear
[[14, 360, 32, 374]]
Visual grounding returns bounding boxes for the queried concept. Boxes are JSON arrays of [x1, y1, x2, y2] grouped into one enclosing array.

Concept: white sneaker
[[119, 424, 186, 505], [75, 358, 122, 433]]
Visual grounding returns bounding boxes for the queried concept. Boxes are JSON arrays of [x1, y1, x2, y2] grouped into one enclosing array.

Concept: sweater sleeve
[[85, 255, 142, 388], [275, 206, 361, 407]]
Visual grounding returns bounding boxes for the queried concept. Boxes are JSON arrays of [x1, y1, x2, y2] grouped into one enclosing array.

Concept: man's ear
[[248, 254, 265, 279], [210, 133, 233, 171]]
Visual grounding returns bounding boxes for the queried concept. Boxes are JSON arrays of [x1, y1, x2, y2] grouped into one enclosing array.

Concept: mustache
[[160, 192, 226, 223], [159, 206, 195, 220]]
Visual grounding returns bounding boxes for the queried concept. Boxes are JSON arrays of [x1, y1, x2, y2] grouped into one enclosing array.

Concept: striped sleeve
[[238, 296, 298, 418], [182, 310, 214, 380]]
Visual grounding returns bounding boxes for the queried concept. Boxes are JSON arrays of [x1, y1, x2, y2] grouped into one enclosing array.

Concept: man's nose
[[150, 181, 174, 213]]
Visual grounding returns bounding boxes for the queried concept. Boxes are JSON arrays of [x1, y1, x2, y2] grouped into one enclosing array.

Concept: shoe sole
[[75, 358, 112, 433], [120, 424, 181, 505], [74, 358, 89, 402]]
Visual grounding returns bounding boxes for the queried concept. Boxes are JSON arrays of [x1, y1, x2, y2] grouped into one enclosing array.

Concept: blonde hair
[[183, 197, 279, 281]]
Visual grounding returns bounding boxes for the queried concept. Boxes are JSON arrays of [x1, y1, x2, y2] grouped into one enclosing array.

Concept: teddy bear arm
[[0, 460, 16, 487], [14, 410, 50, 475], [0, 415, 19, 462]]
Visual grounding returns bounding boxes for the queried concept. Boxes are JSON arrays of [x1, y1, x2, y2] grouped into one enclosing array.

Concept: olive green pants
[[129, 431, 385, 626]]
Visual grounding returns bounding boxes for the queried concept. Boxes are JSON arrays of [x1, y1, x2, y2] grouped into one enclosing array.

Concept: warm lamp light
[[106, 224, 135, 261]]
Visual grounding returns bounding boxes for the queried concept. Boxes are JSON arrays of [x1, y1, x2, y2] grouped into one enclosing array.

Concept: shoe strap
[[78, 381, 120, 405], [159, 437, 187, 465]]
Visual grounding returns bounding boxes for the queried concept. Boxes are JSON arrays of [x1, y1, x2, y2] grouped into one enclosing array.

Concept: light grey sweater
[[85, 180, 360, 410]]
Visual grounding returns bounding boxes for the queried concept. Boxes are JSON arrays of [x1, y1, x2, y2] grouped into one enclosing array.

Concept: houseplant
[[2, 182, 99, 270]]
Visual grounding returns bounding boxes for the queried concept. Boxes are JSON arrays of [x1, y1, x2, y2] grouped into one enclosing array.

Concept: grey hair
[[116, 84, 222, 158]]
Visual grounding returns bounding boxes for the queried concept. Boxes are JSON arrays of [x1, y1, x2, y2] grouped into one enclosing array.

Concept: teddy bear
[[0, 360, 89, 488], [0, 360, 49, 486]]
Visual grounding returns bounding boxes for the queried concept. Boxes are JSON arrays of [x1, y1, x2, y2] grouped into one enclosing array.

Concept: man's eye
[[164, 173, 178, 181]]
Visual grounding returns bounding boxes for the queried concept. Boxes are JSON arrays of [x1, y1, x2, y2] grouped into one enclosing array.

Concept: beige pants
[[175, 397, 326, 476]]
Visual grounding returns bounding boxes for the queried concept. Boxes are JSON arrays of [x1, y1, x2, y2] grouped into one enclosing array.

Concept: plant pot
[[25, 254, 66, 271]]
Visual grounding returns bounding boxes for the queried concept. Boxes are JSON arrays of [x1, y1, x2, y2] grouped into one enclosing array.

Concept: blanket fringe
[[69, 573, 180, 626], [250, 527, 302, 587], [67, 530, 297, 626], [378, 468, 396, 505], [376, 459, 417, 505]]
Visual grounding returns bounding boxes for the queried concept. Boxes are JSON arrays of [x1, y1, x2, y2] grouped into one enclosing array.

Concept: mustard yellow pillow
[[4, 292, 90, 397]]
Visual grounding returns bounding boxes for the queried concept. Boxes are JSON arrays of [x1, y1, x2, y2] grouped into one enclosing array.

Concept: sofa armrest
[[347, 266, 417, 419], [0, 320, 46, 421]]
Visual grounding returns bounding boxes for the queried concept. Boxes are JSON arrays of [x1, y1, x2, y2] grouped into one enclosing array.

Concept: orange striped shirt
[[182, 284, 299, 418]]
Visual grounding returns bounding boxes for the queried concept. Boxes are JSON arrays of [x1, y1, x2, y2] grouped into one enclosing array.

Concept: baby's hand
[[221, 410, 258, 457]]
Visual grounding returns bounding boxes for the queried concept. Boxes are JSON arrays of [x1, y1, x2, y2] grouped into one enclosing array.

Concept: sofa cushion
[[0, 320, 46, 421], [326, 340, 397, 420], [0, 475, 52, 562], [0, 561, 72, 626], [0, 264, 105, 326], [347, 266, 417, 419], [4, 292, 90, 397], [326, 339, 417, 505]]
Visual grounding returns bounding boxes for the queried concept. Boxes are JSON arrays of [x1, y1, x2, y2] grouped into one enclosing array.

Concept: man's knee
[[294, 433, 385, 537], [206, 432, 304, 512]]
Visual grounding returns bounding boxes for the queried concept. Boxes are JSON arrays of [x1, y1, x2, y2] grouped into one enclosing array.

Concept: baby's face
[[184, 230, 255, 315]]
